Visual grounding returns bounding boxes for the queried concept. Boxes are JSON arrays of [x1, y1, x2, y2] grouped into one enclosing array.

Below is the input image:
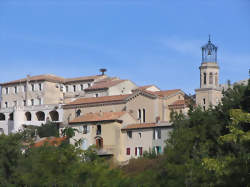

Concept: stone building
[[195, 38, 223, 110], [0, 73, 108, 134]]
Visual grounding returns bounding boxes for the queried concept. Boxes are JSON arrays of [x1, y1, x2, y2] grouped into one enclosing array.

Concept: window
[[31, 84, 34, 91], [96, 125, 101, 135], [81, 84, 84, 91], [143, 109, 146, 123], [76, 109, 81, 117], [5, 102, 8, 108], [209, 73, 213, 84], [31, 99, 34, 106], [38, 98, 42, 105], [83, 126, 88, 134], [153, 128, 161, 140], [203, 73, 207, 85], [203, 98, 206, 105], [24, 85, 26, 92], [126, 148, 130, 155], [138, 109, 141, 122], [96, 94, 99, 97], [96, 137, 103, 149], [39, 83, 42, 91], [23, 100, 26, 106], [13, 101, 17, 107], [135, 147, 143, 156], [88, 83, 91, 87], [73, 85, 76, 92], [14, 86, 17, 94], [6, 87, 9, 94], [127, 131, 132, 138], [154, 146, 162, 154], [203, 106, 206, 111], [66, 86, 69, 92], [139, 132, 142, 138]]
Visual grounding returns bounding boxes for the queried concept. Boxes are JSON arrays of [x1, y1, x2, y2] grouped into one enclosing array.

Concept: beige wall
[[126, 94, 157, 123], [196, 88, 222, 110], [1, 81, 64, 108], [165, 93, 185, 122]]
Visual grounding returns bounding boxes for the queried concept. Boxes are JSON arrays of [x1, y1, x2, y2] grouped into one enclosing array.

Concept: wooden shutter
[[127, 148, 130, 155], [139, 147, 143, 156]]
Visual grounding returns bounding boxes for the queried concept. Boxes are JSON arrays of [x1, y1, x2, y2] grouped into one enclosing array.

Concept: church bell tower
[[195, 36, 222, 110]]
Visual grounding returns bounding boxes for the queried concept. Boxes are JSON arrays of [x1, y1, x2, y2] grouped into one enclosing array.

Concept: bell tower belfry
[[195, 36, 222, 110]]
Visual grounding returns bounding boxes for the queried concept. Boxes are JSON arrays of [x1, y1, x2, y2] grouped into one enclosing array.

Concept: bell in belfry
[[208, 50, 211, 55]]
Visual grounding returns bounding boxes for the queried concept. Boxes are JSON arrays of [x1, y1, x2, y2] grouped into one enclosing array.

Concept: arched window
[[0, 113, 5, 121], [203, 73, 207, 85], [96, 137, 103, 149], [209, 73, 213, 84], [25, 112, 32, 121], [76, 109, 81, 117], [36, 111, 45, 121], [215, 73, 218, 86], [49, 110, 59, 121], [143, 109, 146, 123], [138, 109, 141, 122], [9, 113, 13, 121]]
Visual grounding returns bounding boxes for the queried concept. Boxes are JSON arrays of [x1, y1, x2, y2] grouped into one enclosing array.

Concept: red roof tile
[[65, 94, 131, 106], [69, 111, 126, 123], [122, 123, 157, 130], [0, 74, 104, 86], [155, 89, 181, 97], [85, 80, 125, 91], [33, 137, 67, 147]]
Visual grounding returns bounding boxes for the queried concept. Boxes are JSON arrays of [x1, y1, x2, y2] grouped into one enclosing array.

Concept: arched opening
[[203, 73, 207, 85], [215, 73, 218, 86], [209, 72, 213, 84], [25, 112, 32, 121], [76, 109, 81, 117], [9, 113, 13, 121], [36, 111, 45, 121], [96, 137, 103, 149], [49, 110, 59, 121], [0, 113, 5, 121], [0, 128, 4, 135]]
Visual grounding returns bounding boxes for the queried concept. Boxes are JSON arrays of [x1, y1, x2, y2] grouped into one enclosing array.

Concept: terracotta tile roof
[[69, 111, 126, 123], [85, 79, 125, 91], [154, 89, 181, 97], [65, 94, 131, 106], [0, 74, 104, 86], [122, 123, 157, 130], [137, 85, 155, 90], [0, 74, 65, 86], [65, 75, 104, 83], [168, 100, 187, 109], [32, 137, 67, 147]]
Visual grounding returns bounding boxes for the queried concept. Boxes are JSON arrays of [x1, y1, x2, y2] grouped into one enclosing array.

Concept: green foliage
[[37, 122, 59, 138], [0, 133, 24, 186]]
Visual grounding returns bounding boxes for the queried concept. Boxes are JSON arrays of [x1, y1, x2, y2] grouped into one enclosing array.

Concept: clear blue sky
[[0, 0, 249, 94]]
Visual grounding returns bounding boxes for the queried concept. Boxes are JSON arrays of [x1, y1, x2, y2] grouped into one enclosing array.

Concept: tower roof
[[202, 36, 217, 50]]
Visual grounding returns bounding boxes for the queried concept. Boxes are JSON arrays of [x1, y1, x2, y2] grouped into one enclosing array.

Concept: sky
[[0, 0, 249, 94]]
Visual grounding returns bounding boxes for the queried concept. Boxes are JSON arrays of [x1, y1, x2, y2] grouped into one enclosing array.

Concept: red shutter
[[135, 147, 137, 156], [126, 148, 130, 155], [139, 147, 143, 155]]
